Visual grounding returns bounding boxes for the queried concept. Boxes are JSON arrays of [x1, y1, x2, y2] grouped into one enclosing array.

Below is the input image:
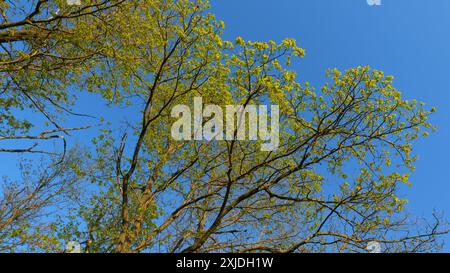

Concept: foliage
[[0, 0, 446, 253]]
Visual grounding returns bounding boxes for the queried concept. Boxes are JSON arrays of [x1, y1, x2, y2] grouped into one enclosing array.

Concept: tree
[[0, 0, 128, 251], [0, 0, 124, 155], [0, 0, 447, 253], [0, 148, 86, 252]]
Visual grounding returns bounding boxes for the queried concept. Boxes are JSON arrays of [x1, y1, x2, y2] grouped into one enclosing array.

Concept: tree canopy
[[0, 0, 447, 253]]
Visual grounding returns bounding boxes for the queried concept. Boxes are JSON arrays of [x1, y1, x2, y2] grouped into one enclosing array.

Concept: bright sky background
[[211, 0, 450, 250]]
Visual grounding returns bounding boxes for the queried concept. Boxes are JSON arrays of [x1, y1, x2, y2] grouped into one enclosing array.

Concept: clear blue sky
[[211, 0, 450, 250]]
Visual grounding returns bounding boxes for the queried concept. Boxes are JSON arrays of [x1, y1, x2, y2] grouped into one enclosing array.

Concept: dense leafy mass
[[0, 0, 446, 253]]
